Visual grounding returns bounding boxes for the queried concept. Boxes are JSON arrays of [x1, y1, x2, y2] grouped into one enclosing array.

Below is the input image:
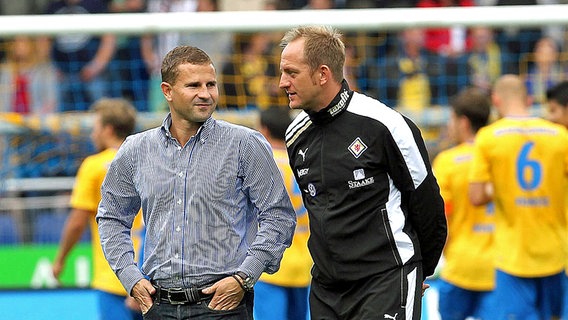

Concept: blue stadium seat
[[33, 211, 64, 244], [33, 211, 91, 244], [0, 215, 20, 244]]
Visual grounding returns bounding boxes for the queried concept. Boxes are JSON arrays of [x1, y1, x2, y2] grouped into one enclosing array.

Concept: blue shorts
[[253, 281, 309, 320], [562, 273, 568, 320], [437, 278, 497, 320], [494, 269, 563, 319], [97, 290, 142, 320]]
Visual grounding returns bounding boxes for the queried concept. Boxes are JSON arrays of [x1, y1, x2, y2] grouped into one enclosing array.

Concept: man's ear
[[319, 65, 331, 85], [161, 82, 173, 101]]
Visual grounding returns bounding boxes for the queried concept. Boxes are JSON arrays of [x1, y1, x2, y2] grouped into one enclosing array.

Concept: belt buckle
[[167, 288, 189, 305]]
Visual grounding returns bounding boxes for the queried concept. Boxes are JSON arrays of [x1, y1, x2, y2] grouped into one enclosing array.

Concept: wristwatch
[[235, 271, 254, 292]]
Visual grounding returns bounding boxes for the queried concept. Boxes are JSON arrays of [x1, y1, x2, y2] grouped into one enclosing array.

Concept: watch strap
[[235, 271, 254, 292]]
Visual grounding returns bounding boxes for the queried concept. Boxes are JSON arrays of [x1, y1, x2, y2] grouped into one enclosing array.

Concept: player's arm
[[468, 127, 493, 206], [53, 208, 91, 279], [239, 131, 296, 278], [468, 182, 493, 206]]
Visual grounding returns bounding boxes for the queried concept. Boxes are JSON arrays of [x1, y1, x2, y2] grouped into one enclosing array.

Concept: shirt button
[[177, 146, 182, 151], [177, 199, 182, 205], [174, 253, 179, 259], [178, 172, 183, 177], [176, 226, 181, 232]]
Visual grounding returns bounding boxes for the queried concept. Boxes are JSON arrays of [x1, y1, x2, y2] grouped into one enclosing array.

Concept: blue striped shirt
[[96, 114, 296, 294]]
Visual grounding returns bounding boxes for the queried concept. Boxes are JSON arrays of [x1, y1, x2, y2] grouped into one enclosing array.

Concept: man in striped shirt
[[97, 45, 296, 319]]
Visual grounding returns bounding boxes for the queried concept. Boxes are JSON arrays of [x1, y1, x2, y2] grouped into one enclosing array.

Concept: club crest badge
[[348, 137, 367, 158]]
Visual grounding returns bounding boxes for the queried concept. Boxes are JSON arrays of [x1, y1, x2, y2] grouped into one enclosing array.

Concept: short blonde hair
[[91, 98, 137, 139], [280, 25, 345, 82]]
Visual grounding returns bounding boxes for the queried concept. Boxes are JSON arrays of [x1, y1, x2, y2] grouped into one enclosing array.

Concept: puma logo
[[384, 313, 398, 320], [298, 148, 308, 162]]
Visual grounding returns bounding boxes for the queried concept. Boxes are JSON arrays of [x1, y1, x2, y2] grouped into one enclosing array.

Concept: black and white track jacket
[[285, 81, 447, 285]]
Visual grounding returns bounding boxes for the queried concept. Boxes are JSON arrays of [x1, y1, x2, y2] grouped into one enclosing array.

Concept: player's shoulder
[[347, 92, 400, 121], [434, 144, 470, 166], [285, 111, 311, 147], [81, 149, 115, 167]]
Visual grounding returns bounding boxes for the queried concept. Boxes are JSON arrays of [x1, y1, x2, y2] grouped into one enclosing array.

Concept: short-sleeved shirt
[[71, 148, 143, 295], [469, 116, 568, 277], [434, 142, 494, 291]]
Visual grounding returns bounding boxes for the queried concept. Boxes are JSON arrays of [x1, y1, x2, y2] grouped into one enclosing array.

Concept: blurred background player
[[545, 80, 568, 320], [254, 106, 312, 320], [469, 74, 568, 319], [52, 98, 144, 320], [545, 80, 568, 128], [432, 87, 496, 319]]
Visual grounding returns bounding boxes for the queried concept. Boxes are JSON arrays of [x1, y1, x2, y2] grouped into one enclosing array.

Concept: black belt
[[153, 284, 213, 305]]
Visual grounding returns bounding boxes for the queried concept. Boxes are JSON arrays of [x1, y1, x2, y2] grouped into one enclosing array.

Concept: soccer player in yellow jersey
[[254, 106, 312, 320], [432, 87, 496, 319], [469, 74, 568, 319], [545, 80, 568, 320], [52, 98, 144, 320]]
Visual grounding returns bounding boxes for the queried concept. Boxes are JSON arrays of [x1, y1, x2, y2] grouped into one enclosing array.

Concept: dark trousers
[[310, 262, 423, 320], [143, 291, 253, 320]]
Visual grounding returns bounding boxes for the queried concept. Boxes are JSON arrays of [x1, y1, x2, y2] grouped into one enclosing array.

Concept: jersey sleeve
[[433, 150, 454, 216], [70, 156, 100, 212], [469, 128, 492, 183]]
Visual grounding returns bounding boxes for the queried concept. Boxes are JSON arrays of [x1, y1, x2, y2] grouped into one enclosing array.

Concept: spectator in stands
[[254, 106, 312, 320], [184, 0, 233, 69], [141, 0, 197, 112], [0, 35, 58, 114], [221, 32, 283, 109], [302, 0, 335, 9], [0, 0, 52, 15], [469, 74, 568, 319], [108, 0, 151, 112], [522, 36, 567, 105], [432, 87, 496, 320], [43, 0, 116, 112], [493, 0, 545, 74], [465, 26, 511, 93], [52, 98, 144, 320], [0, 35, 60, 181], [416, 0, 475, 57], [357, 27, 446, 110]]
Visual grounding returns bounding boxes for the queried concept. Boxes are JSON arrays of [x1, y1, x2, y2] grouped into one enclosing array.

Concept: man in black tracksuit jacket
[[280, 26, 447, 319]]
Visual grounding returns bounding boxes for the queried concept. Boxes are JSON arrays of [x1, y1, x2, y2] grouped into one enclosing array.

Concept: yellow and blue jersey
[[433, 143, 495, 291], [70, 148, 143, 296], [259, 148, 312, 287], [469, 116, 568, 277]]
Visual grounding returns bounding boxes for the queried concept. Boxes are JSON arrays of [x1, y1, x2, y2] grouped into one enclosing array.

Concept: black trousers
[[310, 262, 423, 320]]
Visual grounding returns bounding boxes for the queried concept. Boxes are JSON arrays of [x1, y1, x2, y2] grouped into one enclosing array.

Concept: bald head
[[494, 74, 527, 101], [492, 74, 530, 116]]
